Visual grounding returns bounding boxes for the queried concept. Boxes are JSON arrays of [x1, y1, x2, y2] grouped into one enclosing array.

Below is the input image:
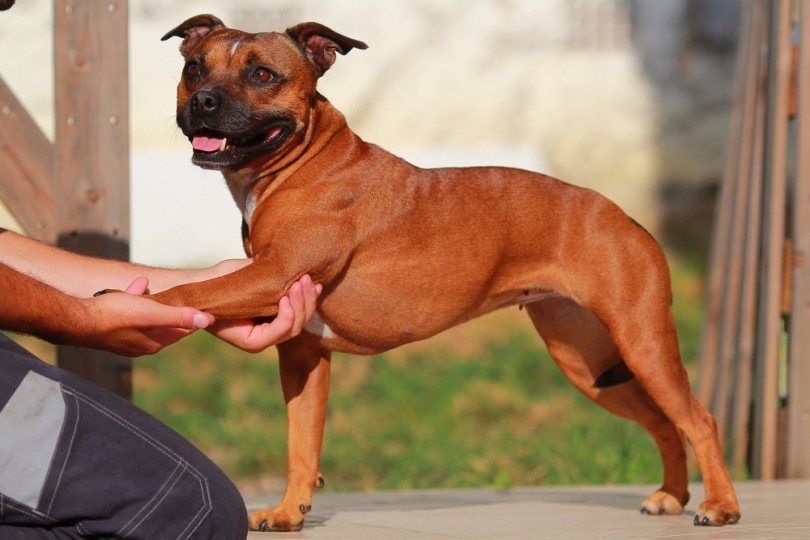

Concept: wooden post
[[751, 0, 791, 481], [787, 0, 810, 479], [697, 0, 768, 476], [52, 0, 131, 399]]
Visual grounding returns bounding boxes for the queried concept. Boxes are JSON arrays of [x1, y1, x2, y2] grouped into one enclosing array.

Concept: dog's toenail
[[658, 506, 666, 515], [259, 520, 269, 532], [640, 507, 648, 515], [693, 514, 700, 525], [299, 504, 312, 514]]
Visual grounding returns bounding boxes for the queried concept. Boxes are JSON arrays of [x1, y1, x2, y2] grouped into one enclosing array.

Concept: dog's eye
[[251, 67, 274, 84], [185, 62, 202, 79]]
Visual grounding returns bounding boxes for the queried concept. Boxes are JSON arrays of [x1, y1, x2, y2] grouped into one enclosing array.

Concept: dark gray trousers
[[0, 335, 247, 539]]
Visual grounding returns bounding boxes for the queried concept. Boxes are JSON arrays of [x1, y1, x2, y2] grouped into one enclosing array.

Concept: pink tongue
[[192, 136, 225, 152]]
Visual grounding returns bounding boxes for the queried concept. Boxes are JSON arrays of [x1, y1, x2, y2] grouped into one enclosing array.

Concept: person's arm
[[0, 228, 241, 296], [0, 261, 213, 356], [0, 229, 323, 353]]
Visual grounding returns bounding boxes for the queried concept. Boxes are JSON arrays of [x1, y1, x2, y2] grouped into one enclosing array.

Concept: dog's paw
[[248, 508, 305, 532], [639, 489, 687, 516], [693, 499, 741, 526]]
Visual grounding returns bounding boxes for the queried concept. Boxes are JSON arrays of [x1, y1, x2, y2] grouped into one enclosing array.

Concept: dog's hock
[[286, 22, 368, 76], [161, 14, 225, 58]]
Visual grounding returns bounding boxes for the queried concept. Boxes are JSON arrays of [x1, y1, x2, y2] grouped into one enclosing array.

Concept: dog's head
[[162, 15, 367, 171]]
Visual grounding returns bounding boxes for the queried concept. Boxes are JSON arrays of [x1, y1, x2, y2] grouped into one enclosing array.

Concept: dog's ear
[[286, 23, 368, 77], [161, 14, 225, 58]]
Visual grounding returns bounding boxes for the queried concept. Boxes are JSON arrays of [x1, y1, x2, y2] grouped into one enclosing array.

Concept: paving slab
[[245, 480, 810, 539]]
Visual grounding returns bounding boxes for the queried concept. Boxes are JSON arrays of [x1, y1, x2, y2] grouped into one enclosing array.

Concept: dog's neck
[[222, 98, 350, 230]]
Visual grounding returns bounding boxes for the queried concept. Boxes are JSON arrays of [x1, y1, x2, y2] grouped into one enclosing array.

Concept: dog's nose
[[190, 89, 221, 114]]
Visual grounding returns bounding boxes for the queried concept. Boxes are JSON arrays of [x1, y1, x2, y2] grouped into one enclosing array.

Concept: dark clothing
[[0, 335, 247, 539]]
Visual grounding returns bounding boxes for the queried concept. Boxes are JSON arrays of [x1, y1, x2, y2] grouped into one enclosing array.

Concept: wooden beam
[[712, 15, 758, 440], [731, 0, 768, 476], [0, 76, 55, 243], [53, 0, 131, 399], [697, 0, 768, 476], [751, 0, 791, 481], [696, 0, 755, 414], [787, 0, 810, 479]]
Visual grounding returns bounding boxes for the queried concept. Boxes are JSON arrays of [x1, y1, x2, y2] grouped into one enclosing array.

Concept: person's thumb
[[188, 309, 214, 329], [124, 276, 150, 295]]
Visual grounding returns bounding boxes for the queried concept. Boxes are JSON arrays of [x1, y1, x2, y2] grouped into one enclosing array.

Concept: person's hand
[[80, 277, 214, 357], [207, 274, 322, 353]]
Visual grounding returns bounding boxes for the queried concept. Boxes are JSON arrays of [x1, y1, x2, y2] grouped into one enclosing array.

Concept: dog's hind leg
[[525, 297, 691, 515], [595, 294, 740, 526], [527, 274, 740, 526]]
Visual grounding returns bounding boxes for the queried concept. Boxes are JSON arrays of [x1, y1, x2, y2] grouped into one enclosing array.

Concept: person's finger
[[286, 282, 306, 335], [124, 276, 150, 295], [139, 327, 196, 351], [206, 299, 292, 352], [175, 307, 214, 330], [300, 274, 321, 322], [284, 275, 321, 337]]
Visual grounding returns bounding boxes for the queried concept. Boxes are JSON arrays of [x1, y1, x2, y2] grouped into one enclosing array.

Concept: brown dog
[[156, 14, 740, 532]]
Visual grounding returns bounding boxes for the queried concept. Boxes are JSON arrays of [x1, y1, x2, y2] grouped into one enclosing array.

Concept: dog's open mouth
[[188, 120, 292, 169]]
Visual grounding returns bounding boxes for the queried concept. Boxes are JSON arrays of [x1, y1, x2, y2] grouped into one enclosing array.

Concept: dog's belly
[[301, 287, 560, 356], [302, 309, 456, 355]]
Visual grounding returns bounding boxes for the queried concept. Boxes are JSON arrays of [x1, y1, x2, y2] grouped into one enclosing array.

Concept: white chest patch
[[305, 312, 335, 339], [243, 193, 258, 232]]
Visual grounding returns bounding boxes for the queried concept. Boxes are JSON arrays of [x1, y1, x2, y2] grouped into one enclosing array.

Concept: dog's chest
[[225, 174, 259, 230], [243, 193, 258, 230]]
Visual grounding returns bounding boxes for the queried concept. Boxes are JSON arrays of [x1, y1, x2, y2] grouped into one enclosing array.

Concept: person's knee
[[192, 467, 248, 539]]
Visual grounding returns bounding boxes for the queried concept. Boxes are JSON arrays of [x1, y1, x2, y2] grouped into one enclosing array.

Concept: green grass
[[134, 254, 707, 492]]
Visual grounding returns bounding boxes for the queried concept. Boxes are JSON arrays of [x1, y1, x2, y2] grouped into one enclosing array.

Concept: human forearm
[[0, 229, 248, 297], [0, 260, 93, 343], [0, 260, 217, 355], [0, 228, 148, 296]]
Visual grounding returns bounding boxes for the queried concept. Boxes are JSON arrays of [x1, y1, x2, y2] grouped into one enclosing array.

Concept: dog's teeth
[[219, 138, 227, 152]]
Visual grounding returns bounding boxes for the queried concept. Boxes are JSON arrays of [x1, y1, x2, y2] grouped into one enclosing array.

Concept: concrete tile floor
[[245, 480, 810, 539]]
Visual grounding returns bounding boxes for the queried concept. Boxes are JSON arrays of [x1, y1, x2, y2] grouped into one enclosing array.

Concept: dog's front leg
[[148, 260, 289, 319], [249, 336, 331, 532]]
